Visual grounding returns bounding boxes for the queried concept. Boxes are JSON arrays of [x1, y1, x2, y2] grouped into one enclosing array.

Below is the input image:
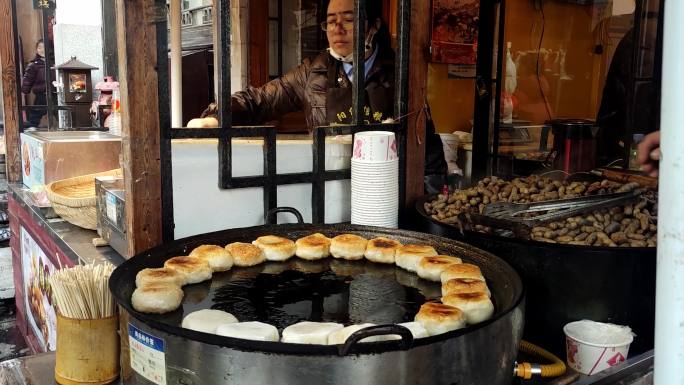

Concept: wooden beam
[[0, 0, 22, 182], [116, 0, 164, 256], [404, 0, 430, 208], [249, 0, 269, 87]]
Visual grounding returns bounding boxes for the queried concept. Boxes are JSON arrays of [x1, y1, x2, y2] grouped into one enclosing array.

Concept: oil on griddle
[[177, 260, 441, 331]]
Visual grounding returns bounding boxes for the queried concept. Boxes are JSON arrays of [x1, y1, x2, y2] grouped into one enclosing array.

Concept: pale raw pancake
[[135, 267, 185, 287], [330, 234, 368, 260], [295, 233, 331, 260], [399, 322, 429, 339], [441, 292, 495, 324], [414, 302, 466, 336], [395, 244, 438, 272], [440, 263, 485, 284], [328, 323, 397, 345], [164, 256, 213, 284], [225, 242, 266, 267], [215, 321, 280, 342], [189, 245, 234, 272], [281, 322, 344, 344], [181, 309, 238, 333], [364, 237, 402, 264], [253, 235, 296, 262], [442, 278, 491, 298], [131, 283, 184, 314], [416, 255, 463, 282]]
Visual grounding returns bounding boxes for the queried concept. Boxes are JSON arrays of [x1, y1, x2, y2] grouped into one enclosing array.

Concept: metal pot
[[412, 195, 656, 357], [111, 213, 524, 385]]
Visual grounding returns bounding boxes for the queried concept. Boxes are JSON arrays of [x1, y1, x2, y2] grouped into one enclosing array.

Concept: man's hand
[[187, 117, 219, 128], [637, 131, 660, 177]]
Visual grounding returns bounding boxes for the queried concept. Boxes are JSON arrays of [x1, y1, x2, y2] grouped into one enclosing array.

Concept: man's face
[[326, 0, 355, 57], [36, 42, 44, 58]]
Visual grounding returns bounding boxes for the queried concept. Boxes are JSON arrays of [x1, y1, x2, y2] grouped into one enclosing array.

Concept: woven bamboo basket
[[46, 169, 123, 230]]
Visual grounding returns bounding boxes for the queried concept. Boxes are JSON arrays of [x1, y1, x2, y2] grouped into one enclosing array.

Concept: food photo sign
[[431, 0, 479, 65], [21, 227, 57, 351]]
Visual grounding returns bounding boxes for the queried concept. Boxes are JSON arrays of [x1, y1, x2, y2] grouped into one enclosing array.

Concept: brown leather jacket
[[203, 51, 395, 130]]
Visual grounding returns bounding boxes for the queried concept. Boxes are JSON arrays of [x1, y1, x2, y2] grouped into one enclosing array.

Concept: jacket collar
[[311, 50, 394, 81]]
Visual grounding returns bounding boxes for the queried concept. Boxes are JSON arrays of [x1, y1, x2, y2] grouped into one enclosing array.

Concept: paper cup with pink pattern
[[563, 320, 634, 376], [352, 131, 398, 163]]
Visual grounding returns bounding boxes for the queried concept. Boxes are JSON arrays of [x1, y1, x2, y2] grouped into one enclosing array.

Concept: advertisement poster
[[21, 227, 57, 351], [431, 0, 479, 64]]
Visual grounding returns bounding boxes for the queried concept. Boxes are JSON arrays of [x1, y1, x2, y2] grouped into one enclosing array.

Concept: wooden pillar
[[0, 0, 22, 183], [249, 0, 269, 87], [116, 0, 164, 255], [404, 0, 430, 208]]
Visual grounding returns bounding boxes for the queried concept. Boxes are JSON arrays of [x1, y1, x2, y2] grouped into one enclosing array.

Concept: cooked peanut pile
[[424, 175, 657, 247]]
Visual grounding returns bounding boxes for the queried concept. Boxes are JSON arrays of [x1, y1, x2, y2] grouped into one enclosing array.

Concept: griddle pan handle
[[266, 207, 305, 225], [338, 324, 414, 356]]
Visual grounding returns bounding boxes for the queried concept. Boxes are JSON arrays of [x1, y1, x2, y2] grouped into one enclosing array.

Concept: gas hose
[[514, 340, 567, 379]]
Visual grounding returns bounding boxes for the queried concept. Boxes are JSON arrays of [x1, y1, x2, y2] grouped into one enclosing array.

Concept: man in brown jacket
[[189, 0, 394, 130], [190, 0, 447, 189]]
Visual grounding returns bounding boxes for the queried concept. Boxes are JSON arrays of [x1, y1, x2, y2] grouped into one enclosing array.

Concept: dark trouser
[[27, 92, 47, 128]]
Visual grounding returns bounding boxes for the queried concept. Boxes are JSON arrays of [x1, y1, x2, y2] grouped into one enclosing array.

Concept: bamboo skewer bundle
[[49, 263, 116, 319]]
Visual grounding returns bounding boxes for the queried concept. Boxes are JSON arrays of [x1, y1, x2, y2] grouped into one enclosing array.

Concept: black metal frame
[[268, 0, 284, 78], [471, 0, 500, 182], [158, 0, 411, 241], [622, 0, 664, 166], [15, 3, 57, 131]]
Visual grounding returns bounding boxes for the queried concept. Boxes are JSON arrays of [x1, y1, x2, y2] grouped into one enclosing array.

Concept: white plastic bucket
[[563, 320, 634, 376]]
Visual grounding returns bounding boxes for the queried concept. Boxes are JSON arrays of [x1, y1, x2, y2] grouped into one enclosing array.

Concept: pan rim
[[111, 223, 524, 356]]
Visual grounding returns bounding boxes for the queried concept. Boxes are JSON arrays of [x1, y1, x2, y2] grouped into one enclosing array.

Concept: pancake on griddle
[[253, 235, 296, 262], [441, 292, 495, 324], [330, 234, 368, 260], [395, 244, 438, 272], [442, 278, 491, 297], [189, 244, 234, 272], [439, 263, 485, 283], [135, 267, 185, 287], [282, 322, 344, 344], [131, 283, 184, 314], [215, 321, 280, 342], [225, 242, 267, 267], [364, 237, 402, 264], [182, 309, 238, 334], [414, 302, 466, 336], [295, 233, 332, 261], [164, 256, 213, 284], [416, 255, 462, 282]]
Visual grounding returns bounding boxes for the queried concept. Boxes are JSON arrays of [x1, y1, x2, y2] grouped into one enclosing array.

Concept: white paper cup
[[352, 131, 398, 163], [563, 320, 634, 375]]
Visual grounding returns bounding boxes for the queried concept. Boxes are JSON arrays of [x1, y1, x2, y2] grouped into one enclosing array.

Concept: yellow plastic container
[[55, 314, 120, 385]]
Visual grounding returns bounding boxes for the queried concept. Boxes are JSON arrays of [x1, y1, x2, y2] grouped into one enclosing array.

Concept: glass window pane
[[269, 0, 279, 19], [492, 1, 647, 169], [269, 20, 279, 77]]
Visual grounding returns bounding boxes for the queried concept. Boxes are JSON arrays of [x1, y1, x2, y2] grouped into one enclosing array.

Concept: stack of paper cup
[[351, 131, 399, 228]]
